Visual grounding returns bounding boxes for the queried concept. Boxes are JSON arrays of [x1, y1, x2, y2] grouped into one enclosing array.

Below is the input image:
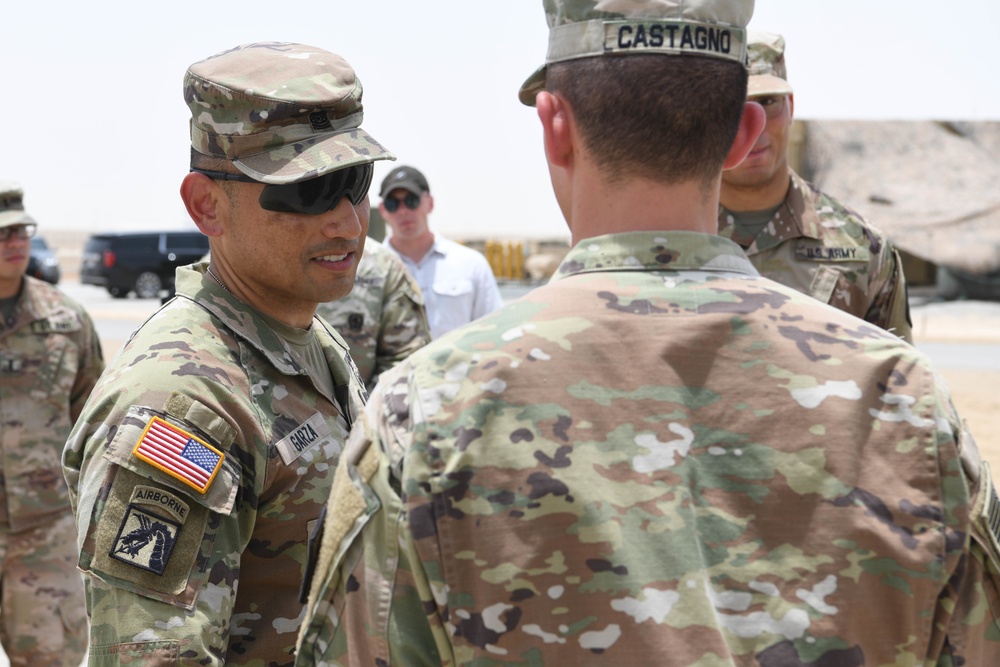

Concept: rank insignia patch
[[110, 505, 181, 576], [133, 417, 224, 494]]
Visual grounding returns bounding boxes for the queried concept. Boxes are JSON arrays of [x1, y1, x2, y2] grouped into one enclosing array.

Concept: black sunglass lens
[[404, 193, 420, 210], [384, 197, 400, 213], [258, 165, 371, 215], [349, 164, 374, 205]]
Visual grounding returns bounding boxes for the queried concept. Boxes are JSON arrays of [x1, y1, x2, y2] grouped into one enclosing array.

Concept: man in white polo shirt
[[379, 165, 503, 338]]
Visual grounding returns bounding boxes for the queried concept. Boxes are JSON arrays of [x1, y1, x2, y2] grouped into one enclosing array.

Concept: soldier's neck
[[0, 275, 24, 300], [720, 169, 792, 213]]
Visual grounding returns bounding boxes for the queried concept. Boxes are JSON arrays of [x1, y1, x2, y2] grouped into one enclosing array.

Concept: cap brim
[[748, 75, 794, 98], [379, 182, 424, 199], [518, 65, 546, 107], [0, 210, 34, 228], [234, 127, 395, 185]]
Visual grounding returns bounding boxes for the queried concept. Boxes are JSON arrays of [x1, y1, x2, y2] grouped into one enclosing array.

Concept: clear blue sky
[[4, 0, 997, 240]]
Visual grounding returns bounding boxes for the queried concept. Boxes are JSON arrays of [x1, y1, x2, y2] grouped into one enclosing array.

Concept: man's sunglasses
[[383, 192, 421, 213], [0, 223, 37, 242], [191, 163, 373, 216]]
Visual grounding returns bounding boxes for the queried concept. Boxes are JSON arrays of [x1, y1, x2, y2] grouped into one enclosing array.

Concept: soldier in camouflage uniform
[[315, 238, 429, 391], [0, 183, 103, 666], [296, 2, 1000, 666], [62, 42, 393, 666], [719, 32, 912, 342]]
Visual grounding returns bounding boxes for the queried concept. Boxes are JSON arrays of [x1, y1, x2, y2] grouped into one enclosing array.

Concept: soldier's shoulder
[[804, 181, 892, 241], [115, 299, 235, 369]]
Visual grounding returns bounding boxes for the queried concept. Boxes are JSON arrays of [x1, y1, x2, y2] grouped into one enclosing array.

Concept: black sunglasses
[[383, 192, 421, 213], [191, 163, 374, 216]]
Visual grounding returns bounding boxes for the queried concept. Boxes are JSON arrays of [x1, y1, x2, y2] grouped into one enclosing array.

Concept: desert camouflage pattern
[[719, 170, 912, 342], [185, 42, 394, 185], [63, 263, 366, 666], [297, 231, 1000, 666], [746, 30, 794, 96], [0, 276, 102, 665], [0, 182, 35, 228], [315, 239, 429, 391]]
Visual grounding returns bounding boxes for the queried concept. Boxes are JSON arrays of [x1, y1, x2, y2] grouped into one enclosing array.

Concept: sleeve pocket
[[81, 405, 240, 610]]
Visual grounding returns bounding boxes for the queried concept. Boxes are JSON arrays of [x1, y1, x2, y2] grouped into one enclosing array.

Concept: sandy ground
[[910, 300, 1000, 469]]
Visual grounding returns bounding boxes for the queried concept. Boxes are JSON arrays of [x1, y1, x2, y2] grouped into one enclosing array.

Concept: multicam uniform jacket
[[296, 231, 1000, 666], [719, 170, 912, 342], [315, 239, 429, 391], [1, 275, 104, 529], [63, 263, 366, 666]]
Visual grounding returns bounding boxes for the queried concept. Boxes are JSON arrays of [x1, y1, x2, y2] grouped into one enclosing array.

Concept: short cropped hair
[[190, 148, 241, 207], [546, 55, 748, 189]]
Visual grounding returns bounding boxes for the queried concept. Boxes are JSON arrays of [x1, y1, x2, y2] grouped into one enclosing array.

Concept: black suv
[[80, 231, 210, 298]]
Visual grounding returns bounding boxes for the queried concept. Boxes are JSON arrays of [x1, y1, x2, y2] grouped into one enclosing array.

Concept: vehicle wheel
[[108, 285, 128, 299], [134, 272, 163, 299]]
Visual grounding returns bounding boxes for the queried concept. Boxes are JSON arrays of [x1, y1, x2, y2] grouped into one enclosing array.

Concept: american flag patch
[[133, 417, 224, 494]]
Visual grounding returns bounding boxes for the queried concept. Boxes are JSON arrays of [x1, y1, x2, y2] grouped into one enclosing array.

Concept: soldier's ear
[[537, 91, 574, 169], [723, 101, 766, 170], [181, 172, 224, 237]]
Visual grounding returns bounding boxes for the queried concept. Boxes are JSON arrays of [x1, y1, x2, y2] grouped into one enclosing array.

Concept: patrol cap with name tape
[[747, 31, 794, 97], [0, 182, 36, 229], [379, 165, 430, 198], [185, 42, 395, 185], [519, 0, 755, 106]]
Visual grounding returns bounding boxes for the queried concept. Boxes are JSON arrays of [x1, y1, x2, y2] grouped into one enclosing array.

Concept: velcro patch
[[110, 505, 181, 576], [275, 412, 339, 466], [977, 463, 1000, 565], [133, 417, 224, 494], [795, 245, 870, 262]]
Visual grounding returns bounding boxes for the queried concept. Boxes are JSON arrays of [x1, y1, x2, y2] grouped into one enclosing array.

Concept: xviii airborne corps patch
[[110, 505, 181, 576]]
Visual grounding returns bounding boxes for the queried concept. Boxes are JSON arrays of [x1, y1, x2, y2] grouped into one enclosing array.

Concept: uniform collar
[[719, 170, 825, 254], [551, 231, 757, 282], [174, 263, 360, 421], [175, 263, 319, 376], [1, 277, 47, 333]]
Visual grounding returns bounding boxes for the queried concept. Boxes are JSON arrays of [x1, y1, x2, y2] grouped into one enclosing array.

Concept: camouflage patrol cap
[[185, 42, 394, 185], [0, 182, 36, 229], [519, 0, 755, 106], [747, 31, 793, 97]]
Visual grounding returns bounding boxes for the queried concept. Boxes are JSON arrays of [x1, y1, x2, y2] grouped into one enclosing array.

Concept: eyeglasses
[[0, 223, 37, 242], [190, 162, 374, 216], [383, 192, 421, 213], [752, 95, 788, 119]]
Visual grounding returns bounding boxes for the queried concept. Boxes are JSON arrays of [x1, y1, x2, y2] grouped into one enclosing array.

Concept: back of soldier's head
[[519, 0, 754, 187]]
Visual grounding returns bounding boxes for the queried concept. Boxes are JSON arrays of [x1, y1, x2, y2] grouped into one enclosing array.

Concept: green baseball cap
[[747, 31, 794, 97], [0, 183, 36, 229], [185, 42, 395, 185], [519, 0, 755, 106]]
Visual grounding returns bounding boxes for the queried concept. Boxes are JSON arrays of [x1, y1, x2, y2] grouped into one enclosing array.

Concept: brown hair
[[547, 54, 748, 190]]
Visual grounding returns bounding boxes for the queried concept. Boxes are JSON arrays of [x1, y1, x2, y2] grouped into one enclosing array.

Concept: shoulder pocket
[[82, 402, 240, 609]]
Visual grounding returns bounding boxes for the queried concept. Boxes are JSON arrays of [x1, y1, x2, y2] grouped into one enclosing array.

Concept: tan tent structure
[[795, 120, 1000, 297]]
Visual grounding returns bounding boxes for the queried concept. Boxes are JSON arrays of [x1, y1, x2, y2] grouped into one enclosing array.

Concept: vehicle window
[[117, 236, 159, 253], [31, 237, 48, 250], [164, 233, 210, 253]]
